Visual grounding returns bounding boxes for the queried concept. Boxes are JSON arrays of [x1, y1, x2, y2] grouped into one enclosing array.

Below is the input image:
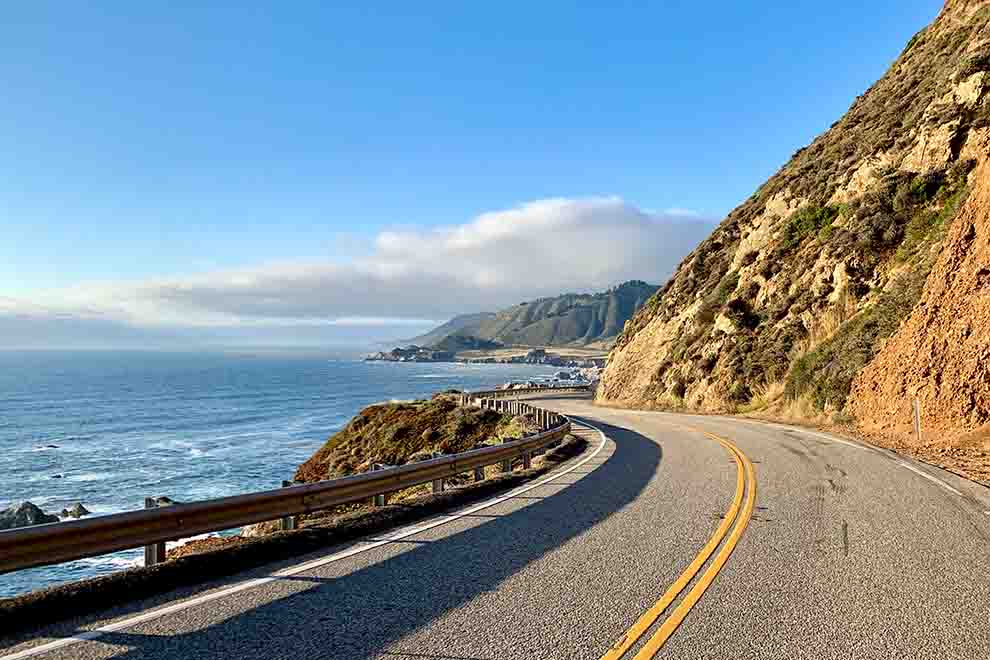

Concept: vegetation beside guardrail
[[0, 431, 589, 639], [0, 386, 586, 576]]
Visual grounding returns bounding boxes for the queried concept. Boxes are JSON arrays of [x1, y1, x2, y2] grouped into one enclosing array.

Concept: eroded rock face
[[0, 502, 59, 530], [598, 1, 990, 412], [849, 160, 990, 447]]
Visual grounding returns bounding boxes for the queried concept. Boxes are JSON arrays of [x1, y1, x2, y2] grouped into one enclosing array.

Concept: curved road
[[3, 393, 990, 659]]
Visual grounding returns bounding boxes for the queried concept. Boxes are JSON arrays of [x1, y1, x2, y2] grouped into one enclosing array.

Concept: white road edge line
[[1, 422, 609, 660], [729, 418, 967, 497], [739, 420, 872, 452], [897, 461, 963, 496], [740, 424, 972, 498]]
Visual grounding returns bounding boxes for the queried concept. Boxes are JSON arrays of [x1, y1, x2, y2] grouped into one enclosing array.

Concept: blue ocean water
[[0, 351, 558, 598]]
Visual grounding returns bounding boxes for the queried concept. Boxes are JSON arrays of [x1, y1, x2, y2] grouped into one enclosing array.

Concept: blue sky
[[0, 1, 941, 347]]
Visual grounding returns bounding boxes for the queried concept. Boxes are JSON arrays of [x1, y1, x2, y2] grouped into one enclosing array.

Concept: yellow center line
[[601, 428, 758, 660], [632, 434, 756, 658], [600, 428, 746, 660]]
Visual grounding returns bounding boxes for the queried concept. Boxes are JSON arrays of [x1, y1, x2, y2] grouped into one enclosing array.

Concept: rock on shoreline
[[0, 502, 60, 530], [60, 503, 91, 519]]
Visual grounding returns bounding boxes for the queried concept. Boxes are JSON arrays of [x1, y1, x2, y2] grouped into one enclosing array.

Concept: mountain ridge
[[411, 280, 659, 349]]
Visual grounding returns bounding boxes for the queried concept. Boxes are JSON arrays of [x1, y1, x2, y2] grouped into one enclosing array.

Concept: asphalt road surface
[[3, 393, 990, 659]]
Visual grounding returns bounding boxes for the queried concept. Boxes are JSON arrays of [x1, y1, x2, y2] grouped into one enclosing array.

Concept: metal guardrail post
[[280, 481, 298, 531], [522, 450, 532, 470], [473, 466, 485, 482], [500, 438, 513, 473], [431, 452, 444, 494], [372, 464, 388, 506], [143, 498, 166, 567]]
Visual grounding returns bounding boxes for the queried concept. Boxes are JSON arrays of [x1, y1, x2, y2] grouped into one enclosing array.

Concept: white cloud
[[662, 207, 704, 218], [4, 196, 715, 345]]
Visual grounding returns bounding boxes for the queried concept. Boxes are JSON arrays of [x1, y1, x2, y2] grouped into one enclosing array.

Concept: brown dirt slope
[[599, 0, 990, 415], [849, 160, 990, 455]]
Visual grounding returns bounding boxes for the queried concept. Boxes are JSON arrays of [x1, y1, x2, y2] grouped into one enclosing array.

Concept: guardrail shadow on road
[[83, 419, 661, 660]]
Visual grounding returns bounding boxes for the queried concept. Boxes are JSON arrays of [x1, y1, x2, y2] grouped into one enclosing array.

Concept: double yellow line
[[601, 431, 757, 659]]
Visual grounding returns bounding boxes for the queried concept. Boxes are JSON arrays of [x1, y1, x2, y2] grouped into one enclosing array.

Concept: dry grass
[[789, 291, 859, 360], [737, 380, 786, 413]]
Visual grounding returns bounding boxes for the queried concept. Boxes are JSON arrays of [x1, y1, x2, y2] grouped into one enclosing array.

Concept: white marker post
[[913, 397, 922, 444]]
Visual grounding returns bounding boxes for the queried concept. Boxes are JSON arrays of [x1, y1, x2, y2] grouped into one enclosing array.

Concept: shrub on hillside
[[781, 205, 840, 251], [783, 265, 930, 410]]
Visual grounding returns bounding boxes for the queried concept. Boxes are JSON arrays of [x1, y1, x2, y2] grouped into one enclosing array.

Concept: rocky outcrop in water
[[60, 503, 91, 519], [0, 502, 60, 530]]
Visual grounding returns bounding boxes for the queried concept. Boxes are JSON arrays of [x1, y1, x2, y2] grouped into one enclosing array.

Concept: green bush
[[781, 205, 840, 250], [714, 271, 740, 305], [784, 265, 930, 410], [723, 298, 760, 330], [695, 270, 739, 325], [957, 51, 990, 80], [895, 172, 969, 261], [896, 210, 940, 261], [727, 381, 751, 404]]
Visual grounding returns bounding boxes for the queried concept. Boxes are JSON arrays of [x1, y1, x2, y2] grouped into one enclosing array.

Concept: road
[[3, 393, 990, 659]]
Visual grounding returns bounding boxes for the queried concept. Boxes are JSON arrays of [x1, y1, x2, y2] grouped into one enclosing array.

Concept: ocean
[[0, 350, 559, 598]]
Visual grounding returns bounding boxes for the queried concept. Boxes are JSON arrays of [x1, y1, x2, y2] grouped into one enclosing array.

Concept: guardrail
[[460, 384, 590, 404], [0, 387, 587, 576]]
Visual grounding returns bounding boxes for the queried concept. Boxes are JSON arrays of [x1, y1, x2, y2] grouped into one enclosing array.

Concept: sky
[[0, 1, 941, 349]]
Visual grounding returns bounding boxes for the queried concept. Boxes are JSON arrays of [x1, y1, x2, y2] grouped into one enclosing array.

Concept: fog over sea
[[0, 350, 558, 598]]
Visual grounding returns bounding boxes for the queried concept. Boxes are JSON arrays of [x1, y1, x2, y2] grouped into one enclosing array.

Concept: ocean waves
[[1, 351, 557, 597]]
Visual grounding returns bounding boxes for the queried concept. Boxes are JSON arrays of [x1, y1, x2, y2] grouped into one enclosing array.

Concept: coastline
[[2, 354, 560, 598], [365, 345, 607, 368]]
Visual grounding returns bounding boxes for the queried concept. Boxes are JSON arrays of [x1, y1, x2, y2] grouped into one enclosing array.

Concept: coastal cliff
[[598, 0, 990, 477]]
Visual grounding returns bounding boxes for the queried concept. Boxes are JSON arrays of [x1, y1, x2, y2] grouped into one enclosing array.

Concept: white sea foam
[[74, 555, 141, 569], [67, 472, 113, 482]]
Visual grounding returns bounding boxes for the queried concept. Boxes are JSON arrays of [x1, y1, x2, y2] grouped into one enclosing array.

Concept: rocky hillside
[[294, 393, 526, 482], [599, 0, 990, 436], [420, 280, 658, 349], [848, 159, 990, 477]]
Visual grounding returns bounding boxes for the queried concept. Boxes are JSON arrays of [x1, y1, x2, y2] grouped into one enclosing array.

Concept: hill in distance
[[431, 333, 503, 352], [599, 0, 990, 480], [411, 280, 659, 350], [404, 312, 497, 347]]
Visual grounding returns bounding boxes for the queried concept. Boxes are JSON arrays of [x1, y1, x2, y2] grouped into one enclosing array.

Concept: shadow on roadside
[[86, 418, 661, 659]]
